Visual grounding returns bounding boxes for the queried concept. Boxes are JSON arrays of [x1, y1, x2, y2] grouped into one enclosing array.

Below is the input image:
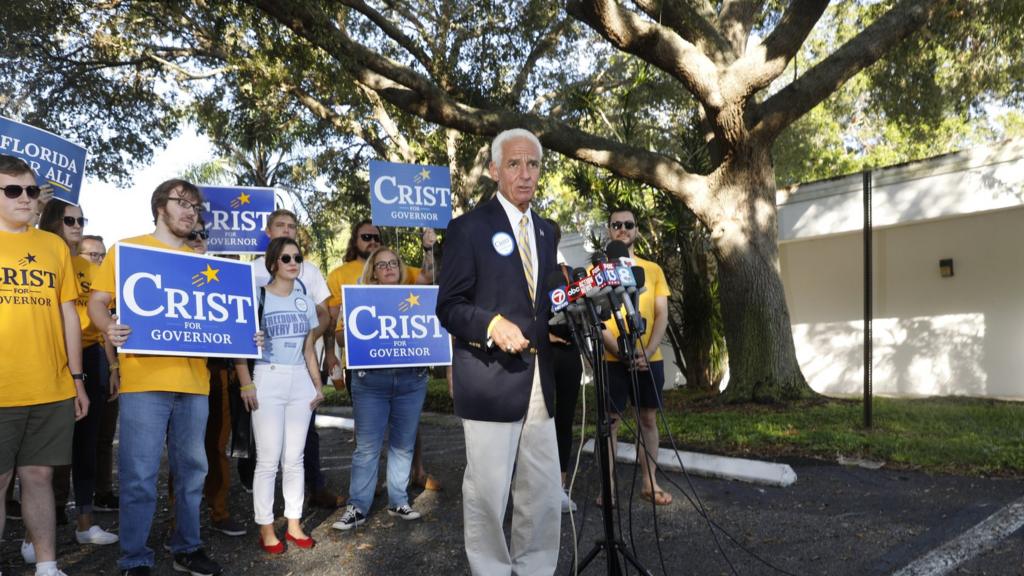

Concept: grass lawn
[[325, 380, 1024, 477]]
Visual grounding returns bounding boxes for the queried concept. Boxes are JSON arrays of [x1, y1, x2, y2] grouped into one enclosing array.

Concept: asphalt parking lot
[[2, 408, 1022, 575]]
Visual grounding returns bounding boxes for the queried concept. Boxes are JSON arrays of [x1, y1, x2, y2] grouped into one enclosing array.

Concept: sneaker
[[21, 540, 35, 564], [121, 567, 152, 575], [93, 492, 119, 512], [76, 524, 119, 545], [331, 505, 366, 531], [210, 517, 246, 537], [33, 566, 67, 576], [172, 548, 222, 576], [7, 500, 22, 520], [561, 489, 577, 514], [386, 505, 421, 521]]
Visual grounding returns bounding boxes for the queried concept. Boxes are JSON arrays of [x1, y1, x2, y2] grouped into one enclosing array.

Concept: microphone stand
[[572, 297, 652, 576]]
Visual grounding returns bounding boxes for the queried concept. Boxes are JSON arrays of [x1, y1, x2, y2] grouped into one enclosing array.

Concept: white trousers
[[462, 364, 562, 576], [251, 363, 315, 525]]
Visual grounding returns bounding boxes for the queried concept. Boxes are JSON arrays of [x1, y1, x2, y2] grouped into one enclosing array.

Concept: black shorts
[[605, 360, 665, 414]]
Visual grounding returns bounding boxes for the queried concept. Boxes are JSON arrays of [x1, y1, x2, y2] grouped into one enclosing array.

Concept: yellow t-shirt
[[73, 255, 103, 348], [93, 235, 211, 395], [603, 256, 671, 363], [326, 259, 420, 309], [0, 228, 79, 407]]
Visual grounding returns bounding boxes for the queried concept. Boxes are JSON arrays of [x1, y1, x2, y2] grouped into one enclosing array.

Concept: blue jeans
[[118, 392, 209, 570], [348, 368, 428, 514]]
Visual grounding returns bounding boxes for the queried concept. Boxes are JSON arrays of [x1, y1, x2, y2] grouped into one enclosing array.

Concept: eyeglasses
[[170, 196, 203, 214], [81, 251, 106, 260], [63, 216, 88, 227], [610, 220, 636, 230], [374, 259, 400, 271], [360, 233, 382, 243], [279, 253, 304, 264], [187, 229, 209, 241], [2, 185, 41, 199]]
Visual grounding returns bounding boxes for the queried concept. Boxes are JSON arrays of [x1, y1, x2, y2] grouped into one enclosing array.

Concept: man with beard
[[601, 207, 673, 507], [88, 179, 223, 576]]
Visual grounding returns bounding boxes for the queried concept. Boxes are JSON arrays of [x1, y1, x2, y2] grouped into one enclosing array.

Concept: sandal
[[640, 489, 673, 506]]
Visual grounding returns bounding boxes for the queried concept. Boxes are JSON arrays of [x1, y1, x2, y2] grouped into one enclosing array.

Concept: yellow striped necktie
[[518, 214, 535, 302]]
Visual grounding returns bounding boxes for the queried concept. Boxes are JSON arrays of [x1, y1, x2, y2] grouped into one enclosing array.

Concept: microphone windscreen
[[544, 269, 567, 292], [631, 266, 646, 289], [571, 267, 588, 282], [605, 240, 629, 260], [590, 250, 608, 265]]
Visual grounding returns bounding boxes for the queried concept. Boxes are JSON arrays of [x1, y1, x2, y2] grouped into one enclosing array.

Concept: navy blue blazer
[[436, 196, 557, 422]]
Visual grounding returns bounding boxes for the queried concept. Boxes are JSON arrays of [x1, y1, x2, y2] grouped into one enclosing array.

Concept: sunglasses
[[2, 185, 41, 199], [610, 220, 636, 230], [360, 233, 382, 243], [279, 253, 304, 264], [187, 229, 209, 241], [373, 259, 400, 271], [63, 216, 88, 227]]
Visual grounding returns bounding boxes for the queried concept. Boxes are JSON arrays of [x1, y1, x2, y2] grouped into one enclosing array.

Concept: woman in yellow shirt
[[38, 199, 119, 547]]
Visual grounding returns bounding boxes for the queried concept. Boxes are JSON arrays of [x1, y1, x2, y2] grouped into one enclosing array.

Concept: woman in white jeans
[[235, 237, 325, 553]]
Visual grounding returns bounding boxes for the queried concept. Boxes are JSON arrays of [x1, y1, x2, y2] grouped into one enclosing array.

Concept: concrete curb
[[582, 439, 798, 487]]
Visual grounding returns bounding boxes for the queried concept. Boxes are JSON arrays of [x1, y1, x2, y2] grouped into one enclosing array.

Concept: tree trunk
[[709, 148, 816, 403]]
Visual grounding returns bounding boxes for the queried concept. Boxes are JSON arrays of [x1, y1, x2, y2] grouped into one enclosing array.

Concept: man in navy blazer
[[437, 128, 561, 575]]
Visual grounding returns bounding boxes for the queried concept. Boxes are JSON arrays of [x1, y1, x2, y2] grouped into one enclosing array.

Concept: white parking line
[[892, 495, 1024, 576]]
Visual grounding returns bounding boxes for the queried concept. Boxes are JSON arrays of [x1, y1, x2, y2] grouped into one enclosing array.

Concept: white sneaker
[[561, 489, 577, 514], [75, 524, 119, 545], [21, 540, 35, 563], [33, 568, 67, 576]]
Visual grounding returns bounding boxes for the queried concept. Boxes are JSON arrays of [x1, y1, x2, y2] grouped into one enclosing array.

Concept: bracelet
[[109, 363, 120, 372], [240, 385, 255, 391]]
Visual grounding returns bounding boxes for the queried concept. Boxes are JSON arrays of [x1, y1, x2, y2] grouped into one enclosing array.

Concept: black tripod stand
[[571, 302, 653, 576]]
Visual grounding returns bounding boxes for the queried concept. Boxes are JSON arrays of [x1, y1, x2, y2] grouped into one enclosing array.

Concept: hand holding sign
[[106, 314, 132, 348]]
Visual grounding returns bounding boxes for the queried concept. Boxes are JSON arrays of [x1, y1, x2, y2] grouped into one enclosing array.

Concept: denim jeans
[[118, 391, 209, 570], [348, 367, 428, 514]]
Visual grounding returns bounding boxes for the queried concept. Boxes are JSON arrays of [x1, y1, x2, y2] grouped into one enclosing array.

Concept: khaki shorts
[[0, 399, 75, 474]]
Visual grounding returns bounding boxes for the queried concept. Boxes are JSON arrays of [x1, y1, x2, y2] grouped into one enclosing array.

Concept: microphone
[[546, 270, 591, 351], [629, 265, 646, 335]]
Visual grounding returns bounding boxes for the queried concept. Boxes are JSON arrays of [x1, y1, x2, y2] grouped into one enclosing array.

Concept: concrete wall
[[778, 139, 1024, 399]]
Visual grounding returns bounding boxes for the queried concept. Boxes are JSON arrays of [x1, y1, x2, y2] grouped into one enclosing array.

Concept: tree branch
[[336, 0, 433, 73], [244, 0, 713, 218], [566, 0, 722, 108], [718, 1, 764, 56], [630, 0, 733, 61], [754, 0, 946, 141], [725, 0, 828, 99], [511, 17, 573, 102], [286, 83, 391, 159]]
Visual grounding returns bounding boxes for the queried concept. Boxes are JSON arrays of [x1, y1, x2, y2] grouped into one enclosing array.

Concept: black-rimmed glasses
[[2, 185, 41, 199]]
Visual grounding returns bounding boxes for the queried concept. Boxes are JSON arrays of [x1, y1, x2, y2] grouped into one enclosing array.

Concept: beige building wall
[[781, 207, 1024, 399]]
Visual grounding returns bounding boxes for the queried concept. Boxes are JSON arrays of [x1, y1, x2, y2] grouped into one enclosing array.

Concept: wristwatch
[[71, 373, 86, 382]]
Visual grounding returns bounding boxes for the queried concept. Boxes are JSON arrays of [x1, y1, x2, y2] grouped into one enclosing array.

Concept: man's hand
[[490, 317, 530, 354], [74, 380, 90, 421], [106, 314, 132, 347], [631, 348, 650, 371], [109, 370, 120, 401]]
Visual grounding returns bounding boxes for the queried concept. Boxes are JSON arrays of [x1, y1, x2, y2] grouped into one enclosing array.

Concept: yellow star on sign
[[404, 292, 421, 308], [237, 192, 251, 205], [200, 264, 220, 283]]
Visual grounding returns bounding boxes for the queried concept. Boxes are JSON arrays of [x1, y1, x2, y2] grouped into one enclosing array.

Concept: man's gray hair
[[490, 129, 543, 167]]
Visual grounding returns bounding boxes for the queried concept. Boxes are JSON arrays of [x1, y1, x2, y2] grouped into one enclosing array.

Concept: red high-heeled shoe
[[259, 534, 285, 554], [286, 532, 315, 549]]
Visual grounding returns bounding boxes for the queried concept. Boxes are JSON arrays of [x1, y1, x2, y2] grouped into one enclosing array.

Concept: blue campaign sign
[[0, 115, 88, 205], [369, 160, 452, 229], [199, 186, 275, 254], [115, 244, 260, 359], [342, 285, 452, 369]]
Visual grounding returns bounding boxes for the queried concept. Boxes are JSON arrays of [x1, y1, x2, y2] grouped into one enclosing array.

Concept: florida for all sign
[[369, 160, 452, 229], [198, 186, 274, 254], [342, 285, 452, 369], [0, 116, 87, 205], [115, 244, 260, 358]]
